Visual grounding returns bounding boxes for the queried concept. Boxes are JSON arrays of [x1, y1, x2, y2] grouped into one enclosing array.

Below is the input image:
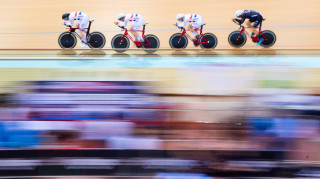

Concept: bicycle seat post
[[142, 23, 147, 36], [86, 20, 93, 37]]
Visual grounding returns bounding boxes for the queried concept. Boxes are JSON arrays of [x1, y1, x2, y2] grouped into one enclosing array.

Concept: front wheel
[[169, 33, 188, 49], [58, 32, 77, 49], [199, 33, 218, 49], [144, 34, 160, 53], [111, 34, 130, 53], [87, 32, 106, 49], [260, 30, 276, 48], [228, 31, 247, 48]]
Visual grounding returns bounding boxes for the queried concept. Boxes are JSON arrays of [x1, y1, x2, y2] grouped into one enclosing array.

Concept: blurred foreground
[[1, 67, 320, 178]]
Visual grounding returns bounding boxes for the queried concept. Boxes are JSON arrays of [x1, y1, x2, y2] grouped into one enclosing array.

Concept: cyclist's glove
[[234, 19, 242, 25], [62, 22, 72, 27]]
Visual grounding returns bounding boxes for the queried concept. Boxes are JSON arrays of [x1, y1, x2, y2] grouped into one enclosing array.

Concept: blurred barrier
[[0, 149, 291, 178]]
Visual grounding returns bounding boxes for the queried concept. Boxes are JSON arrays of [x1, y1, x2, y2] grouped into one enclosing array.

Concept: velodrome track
[[1, 0, 320, 49], [1, 0, 320, 90]]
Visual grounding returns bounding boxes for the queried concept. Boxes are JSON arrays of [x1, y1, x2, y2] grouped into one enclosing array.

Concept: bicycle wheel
[[144, 34, 160, 53], [228, 31, 247, 48], [87, 32, 106, 49], [199, 33, 218, 49], [169, 33, 188, 49], [58, 32, 77, 49], [111, 34, 130, 53], [260, 30, 276, 48]]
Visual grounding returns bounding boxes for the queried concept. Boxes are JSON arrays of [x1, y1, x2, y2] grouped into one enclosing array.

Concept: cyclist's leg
[[244, 19, 255, 36], [130, 18, 145, 43], [187, 23, 200, 40], [251, 15, 263, 37], [129, 27, 139, 42], [78, 16, 89, 43], [254, 16, 263, 45]]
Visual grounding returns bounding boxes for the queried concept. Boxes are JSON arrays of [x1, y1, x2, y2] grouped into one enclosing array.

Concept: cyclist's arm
[[235, 13, 249, 25], [69, 14, 75, 27], [118, 14, 130, 27], [234, 18, 242, 24], [177, 18, 188, 28]]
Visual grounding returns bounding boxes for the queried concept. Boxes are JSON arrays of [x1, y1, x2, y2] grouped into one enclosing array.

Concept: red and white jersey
[[68, 11, 88, 26], [118, 13, 143, 27], [177, 14, 205, 28]]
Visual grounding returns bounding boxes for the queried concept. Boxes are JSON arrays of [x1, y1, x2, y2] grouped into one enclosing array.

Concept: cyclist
[[114, 13, 146, 47], [232, 10, 264, 45], [174, 14, 205, 47], [62, 11, 89, 44]]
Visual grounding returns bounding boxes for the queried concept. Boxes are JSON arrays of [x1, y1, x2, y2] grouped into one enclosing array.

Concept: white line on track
[[1, 24, 320, 35]]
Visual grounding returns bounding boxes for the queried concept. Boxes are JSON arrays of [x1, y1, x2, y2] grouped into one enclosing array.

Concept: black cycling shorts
[[250, 15, 263, 28]]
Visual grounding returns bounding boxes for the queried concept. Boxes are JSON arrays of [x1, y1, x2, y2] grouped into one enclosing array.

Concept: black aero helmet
[[62, 13, 70, 20]]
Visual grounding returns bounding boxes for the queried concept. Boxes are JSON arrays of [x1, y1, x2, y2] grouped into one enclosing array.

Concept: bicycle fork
[[120, 31, 129, 44]]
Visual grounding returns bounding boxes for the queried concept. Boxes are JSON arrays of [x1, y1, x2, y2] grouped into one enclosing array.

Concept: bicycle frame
[[118, 25, 151, 46], [177, 25, 208, 45], [237, 26, 267, 41], [66, 21, 93, 40]]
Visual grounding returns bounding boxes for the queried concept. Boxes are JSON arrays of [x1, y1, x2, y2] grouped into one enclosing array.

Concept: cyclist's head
[[176, 14, 185, 22], [117, 13, 126, 21], [62, 13, 70, 20], [235, 10, 244, 17]]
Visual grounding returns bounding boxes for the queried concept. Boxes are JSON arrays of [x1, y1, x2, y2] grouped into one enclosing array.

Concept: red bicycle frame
[[177, 25, 208, 45], [237, 26, 267, 41], [119, 25, 151, 46]]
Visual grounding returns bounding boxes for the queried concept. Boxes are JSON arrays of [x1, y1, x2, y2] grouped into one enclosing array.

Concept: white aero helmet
[[117, 13, 126, 20], [176, 14, 186, 21], [235, 10, 244, 17]]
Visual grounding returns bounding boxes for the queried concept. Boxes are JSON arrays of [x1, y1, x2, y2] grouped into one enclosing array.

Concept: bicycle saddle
[[90, 19, 95, 22]]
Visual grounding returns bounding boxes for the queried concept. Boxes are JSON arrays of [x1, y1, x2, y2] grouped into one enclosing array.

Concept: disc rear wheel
[[259, 30, 276, 48], [88, 32, 106, 49], [199, 33, 218, 49], [144, 34, 160, 53]]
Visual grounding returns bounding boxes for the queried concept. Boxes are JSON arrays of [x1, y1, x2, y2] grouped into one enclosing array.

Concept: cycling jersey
[[118, 13, 145, 31], [235, 10, 263, 27], [177, 14, 205, 29], [68, 11, 89, 30]]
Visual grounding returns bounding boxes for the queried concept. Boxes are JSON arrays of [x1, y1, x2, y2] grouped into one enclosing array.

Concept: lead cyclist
[[232, 10, 264, 45]]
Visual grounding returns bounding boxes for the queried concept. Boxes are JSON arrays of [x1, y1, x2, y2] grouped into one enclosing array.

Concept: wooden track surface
[[1, 0, 320, 49]]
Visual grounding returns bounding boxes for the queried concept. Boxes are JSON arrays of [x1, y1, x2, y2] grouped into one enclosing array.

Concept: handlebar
[[173, 24, 185, 31], [62, 23, 73, 28], [115, 24, 126, 31], [231, 19, 244, 29]]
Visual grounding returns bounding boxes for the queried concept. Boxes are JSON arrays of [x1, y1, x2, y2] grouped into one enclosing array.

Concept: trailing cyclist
[[114, 13, 146, 47], [174, 14, 205, 47], [62, 11, 90, 45]]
